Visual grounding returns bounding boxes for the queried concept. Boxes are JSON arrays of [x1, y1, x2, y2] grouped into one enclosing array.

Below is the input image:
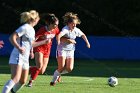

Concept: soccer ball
[[108, 76, 118, 87]]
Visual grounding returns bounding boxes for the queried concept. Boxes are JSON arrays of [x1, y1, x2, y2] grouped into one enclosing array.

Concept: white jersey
[[57, 26, 84, 51], [9, 23, 35, 67]]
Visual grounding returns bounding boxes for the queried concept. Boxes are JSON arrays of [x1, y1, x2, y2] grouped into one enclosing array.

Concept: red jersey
[[34, 26, 59, 57]]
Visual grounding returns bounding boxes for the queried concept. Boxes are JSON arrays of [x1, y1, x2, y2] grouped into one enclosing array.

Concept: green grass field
[[0, 56, 140, 93]]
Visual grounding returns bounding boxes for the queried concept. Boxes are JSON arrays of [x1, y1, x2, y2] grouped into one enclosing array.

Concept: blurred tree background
[[0, 0, 140, 36]]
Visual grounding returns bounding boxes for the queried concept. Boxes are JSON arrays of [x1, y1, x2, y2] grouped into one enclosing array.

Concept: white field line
[[62, 77, 94, 82]]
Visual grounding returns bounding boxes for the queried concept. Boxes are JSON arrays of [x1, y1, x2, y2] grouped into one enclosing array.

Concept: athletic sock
[[29, 66, 36, 74], [30, 67, 40, 80], [61, 69, 68, 74], [13, 82, 24, 92], [2, 79, 15, 93], [51, 70, 60, 83]]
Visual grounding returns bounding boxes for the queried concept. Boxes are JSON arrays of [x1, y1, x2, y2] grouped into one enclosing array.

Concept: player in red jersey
[[27, 13, 60, 87]]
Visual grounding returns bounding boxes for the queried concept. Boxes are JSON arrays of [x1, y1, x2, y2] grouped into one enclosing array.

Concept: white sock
[[2, 79, 15, 93], [13, 82, 24, 92], [61, 69, 68, 74], [51, 70, 60, 83]]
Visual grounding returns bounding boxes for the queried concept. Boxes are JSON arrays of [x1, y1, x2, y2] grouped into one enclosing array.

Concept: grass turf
[[0, 56, 140, 93]]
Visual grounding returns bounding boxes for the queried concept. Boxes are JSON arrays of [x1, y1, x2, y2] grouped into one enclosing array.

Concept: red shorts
[[34, 47, 51, 58]]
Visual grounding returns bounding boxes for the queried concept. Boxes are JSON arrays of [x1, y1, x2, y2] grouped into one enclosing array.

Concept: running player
[[27, 13, 60, 87], [50, 12, 90, 86], [2, 10, 49, 93]]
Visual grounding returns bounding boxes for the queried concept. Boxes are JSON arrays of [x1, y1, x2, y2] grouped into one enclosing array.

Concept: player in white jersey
[[2, 10, 49, 93], [50, 12, 90, 86]]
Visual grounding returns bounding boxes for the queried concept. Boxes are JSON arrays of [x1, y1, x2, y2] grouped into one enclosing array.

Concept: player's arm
[[35, 28, 47, 41], [81, 34, 90, 48], [9, 32, 25, 54], [60, 37, 76, 44], [56, 32, 63, 45], [35, 35, 46, 40], [32, 39, 50, 47], [56, 30, 76, 44]]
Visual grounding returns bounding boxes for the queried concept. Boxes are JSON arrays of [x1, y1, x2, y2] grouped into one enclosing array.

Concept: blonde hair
[[63, 12, 81, 25], [20, 10, 39, 23]]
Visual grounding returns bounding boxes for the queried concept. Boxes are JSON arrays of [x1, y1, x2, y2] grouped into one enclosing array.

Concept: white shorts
[[9, 53, 29, 70], [56, 50, 74, 58]]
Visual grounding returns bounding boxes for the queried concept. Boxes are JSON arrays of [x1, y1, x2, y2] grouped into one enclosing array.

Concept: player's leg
[[50, 56, 65, 85], [50, 50, 66, 85], [39, 47, 50, 75], [2, 64, 22, 93], [65, 58, 74, 72], [56, 56, 66, 81], [61, 50, 74, 74], [40, 57, 49, 74], [12, 67, 29, 92], [28, 52, 43, 87]]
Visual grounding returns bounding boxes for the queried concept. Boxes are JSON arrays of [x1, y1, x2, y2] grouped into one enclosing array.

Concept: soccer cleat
[[50, 82, 56, 86], [27, 80, 33, 87], [57, 76, 61, 82], [11, 88, 16, 93]]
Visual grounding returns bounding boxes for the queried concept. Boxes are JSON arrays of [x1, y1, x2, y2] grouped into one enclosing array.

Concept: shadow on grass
[[0, 56, 140, 78]]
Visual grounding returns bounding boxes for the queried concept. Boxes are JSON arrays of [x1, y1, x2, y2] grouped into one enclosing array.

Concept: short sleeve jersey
[[34, 26, 60, 51], [57, 25, 84, 51], [11, 23, 35, 60]]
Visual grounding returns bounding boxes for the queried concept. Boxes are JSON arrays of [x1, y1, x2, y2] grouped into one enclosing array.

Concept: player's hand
[[44, 39, 51, 44], [68, 39, 76, 44], [87, 43, 90, 48], [38, 35, 47, 40], [30, 52, 34, 59], [44, 35, 48, 39], [18, 47, 26, 54]]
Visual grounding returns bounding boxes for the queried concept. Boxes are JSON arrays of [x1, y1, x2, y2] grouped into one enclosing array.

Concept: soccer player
[[27, 13, 75, 87], [0, 40, 4, 49], [2, 10, 50, 93], [27, 13, 60, 87], [50, 12, 90, 86]]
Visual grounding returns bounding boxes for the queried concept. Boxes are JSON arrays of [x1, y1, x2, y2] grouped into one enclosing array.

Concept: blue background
[[1, 34, 140, 60]]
